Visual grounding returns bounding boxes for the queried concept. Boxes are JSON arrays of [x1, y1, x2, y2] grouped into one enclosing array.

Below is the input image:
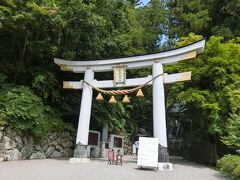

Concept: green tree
[[0, 0, 167, 137], [136, 0, 167, 53], [165, 34, 240, 149], [0, 85, 73, 138], [166, 0, 240, 39], [0, 0, 64, 83]]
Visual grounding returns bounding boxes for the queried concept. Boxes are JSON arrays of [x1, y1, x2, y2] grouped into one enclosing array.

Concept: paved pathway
[[0, 156, 224, 180]]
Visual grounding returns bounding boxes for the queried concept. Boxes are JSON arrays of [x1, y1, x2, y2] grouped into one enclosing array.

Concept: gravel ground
[[0, 156, 224, 180]]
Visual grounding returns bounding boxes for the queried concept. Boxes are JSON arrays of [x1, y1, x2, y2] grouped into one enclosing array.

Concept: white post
[[152, 62, 167, 147], [152, 62, 169, 163], [76, 69, 94, 145]]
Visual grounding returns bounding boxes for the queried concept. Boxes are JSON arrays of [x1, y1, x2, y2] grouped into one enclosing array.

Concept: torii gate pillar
[[74, 69, 94, 158], [153, 62, 169, 162]]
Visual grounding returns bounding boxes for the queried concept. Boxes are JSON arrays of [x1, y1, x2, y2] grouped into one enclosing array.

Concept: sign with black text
[[113, 65, 126, 84]]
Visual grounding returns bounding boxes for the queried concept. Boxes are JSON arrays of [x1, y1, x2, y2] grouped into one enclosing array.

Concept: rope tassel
[[122, 95, 130, 103], [109, 96, 117, 105], [96, 93, 104, 101], [136, 89, 144, 97]]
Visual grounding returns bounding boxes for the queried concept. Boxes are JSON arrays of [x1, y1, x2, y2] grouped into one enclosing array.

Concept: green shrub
[[0, 85, 74, 138], [217, 154, 240, 179], [0, 110, 7, 126], [232, 164, 240, 179]]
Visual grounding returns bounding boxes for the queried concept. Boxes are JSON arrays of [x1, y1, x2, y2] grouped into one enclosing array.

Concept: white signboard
[[113, 65, 126, 84], [137, 137, 158, 168]]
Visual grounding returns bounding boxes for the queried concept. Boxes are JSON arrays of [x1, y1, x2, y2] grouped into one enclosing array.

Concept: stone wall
[[0, 126, 74, 161]]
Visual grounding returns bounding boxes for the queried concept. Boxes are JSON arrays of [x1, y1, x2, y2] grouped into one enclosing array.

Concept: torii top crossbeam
[[54, 39, 205, 73]]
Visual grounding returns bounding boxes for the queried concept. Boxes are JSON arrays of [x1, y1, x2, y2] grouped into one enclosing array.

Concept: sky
[[141, 0, 150, 5]]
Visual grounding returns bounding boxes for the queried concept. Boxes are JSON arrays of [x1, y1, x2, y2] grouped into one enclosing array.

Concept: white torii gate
[[54, 40, 205, 163]]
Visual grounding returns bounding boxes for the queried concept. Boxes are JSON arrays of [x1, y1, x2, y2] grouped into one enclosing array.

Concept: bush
[[0, 85, 74, 139], [0, 110, 7, 126], [217, 154, 240, 179], [232, 165, 240, 179]]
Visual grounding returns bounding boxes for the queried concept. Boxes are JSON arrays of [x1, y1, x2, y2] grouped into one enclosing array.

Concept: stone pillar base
[[158, 163, 174, 171], [158, 145, 169, 162], [74, 143, 87, 158]]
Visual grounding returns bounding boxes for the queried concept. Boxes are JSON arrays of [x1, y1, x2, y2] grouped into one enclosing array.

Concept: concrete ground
[[0, 156, 224, 180]]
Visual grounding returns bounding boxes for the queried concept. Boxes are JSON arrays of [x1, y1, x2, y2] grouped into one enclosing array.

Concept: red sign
[[108, 151, 114, 161]]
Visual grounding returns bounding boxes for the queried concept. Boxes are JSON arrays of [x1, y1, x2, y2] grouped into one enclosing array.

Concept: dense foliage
[[165, 34, 240, 150], [217, 154, 240, 179], [166, 0, 240, 39], [0, 0, 166, 137], [0, 84, 73, 138]]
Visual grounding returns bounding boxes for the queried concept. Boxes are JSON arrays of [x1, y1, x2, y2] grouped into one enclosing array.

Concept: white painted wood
[[62, 72, 191, 89], [152, 63, 167, 147], [164, 72, 191, 84], [59, 51, 196, 73], [54, 40, 205, 73], [92, 76, 153, 89], [63, 76, 152, 89], [55, 51, 196, 72], [54, 52, 196, 73], [76, 69, 94, 145], [55, 40, 204, 66]]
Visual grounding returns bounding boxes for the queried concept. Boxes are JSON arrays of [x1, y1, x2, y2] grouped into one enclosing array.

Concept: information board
[[137, 137, 158, 168], [113, 137, 123, 148], [88, 132, 99, 146], [113, 65, 126, 84]]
